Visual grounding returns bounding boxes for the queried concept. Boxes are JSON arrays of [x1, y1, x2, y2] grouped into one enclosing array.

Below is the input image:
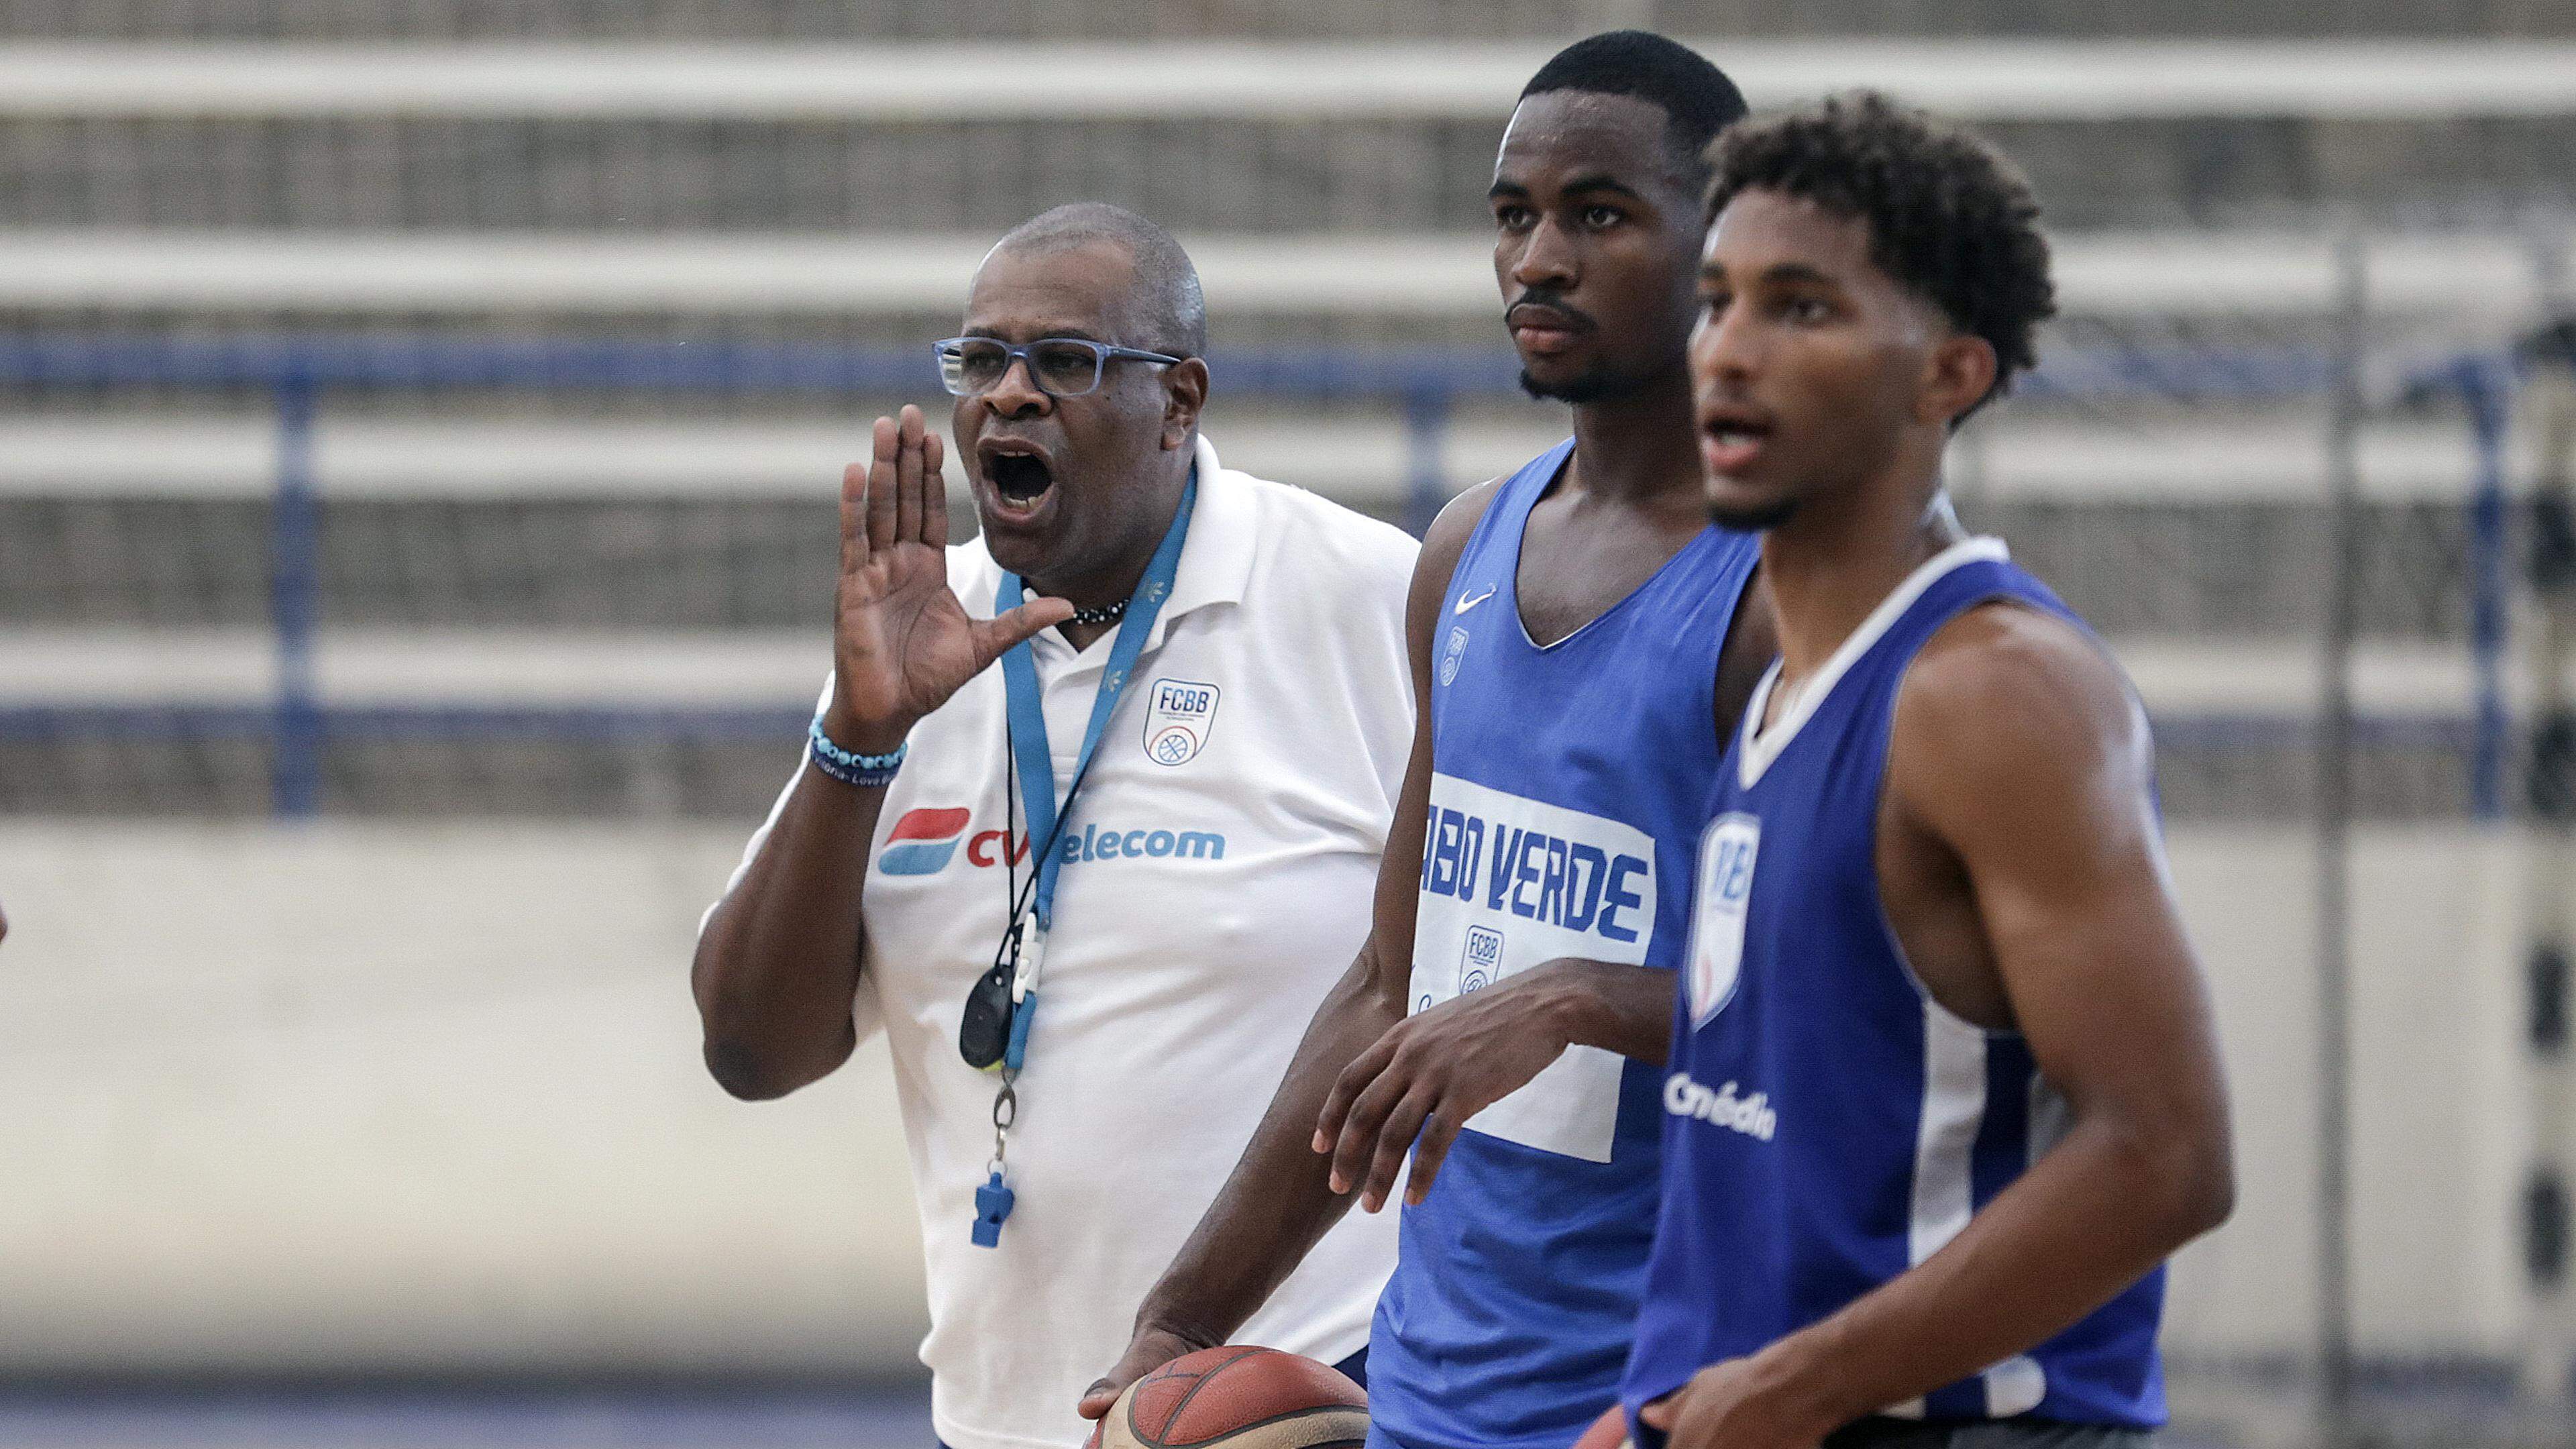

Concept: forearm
[[1526, 957, 1674, 1065], [1133, 950, 1406, 1344], [1752, 1110, 2230, 1429], [691, 762, 890, 1099]]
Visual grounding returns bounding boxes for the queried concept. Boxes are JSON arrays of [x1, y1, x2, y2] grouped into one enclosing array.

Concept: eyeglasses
[[933, 336, 1185, 398]]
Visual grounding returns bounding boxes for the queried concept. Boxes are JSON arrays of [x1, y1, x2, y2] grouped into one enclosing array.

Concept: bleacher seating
[[0, 2, 2564, 820]]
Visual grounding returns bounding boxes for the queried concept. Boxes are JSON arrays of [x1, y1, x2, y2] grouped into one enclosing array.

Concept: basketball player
[[1621, 96, 2234, 1449], [1086, 34, 1776, 1449], [694, 205, 1413, 1449]]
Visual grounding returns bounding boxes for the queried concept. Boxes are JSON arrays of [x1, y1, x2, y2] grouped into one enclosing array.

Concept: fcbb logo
[[1144, 678, 1221, 767], [1687, 813, 1760, 1028], [1460, 924, 1503, 994], [879, 807, 972, 875]]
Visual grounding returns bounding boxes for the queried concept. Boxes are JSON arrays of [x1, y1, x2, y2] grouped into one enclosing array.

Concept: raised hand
[[822, 405, 1073, 755]]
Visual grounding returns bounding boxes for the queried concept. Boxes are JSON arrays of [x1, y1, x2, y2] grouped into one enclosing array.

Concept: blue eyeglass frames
[[933, 336, 1186, 398]]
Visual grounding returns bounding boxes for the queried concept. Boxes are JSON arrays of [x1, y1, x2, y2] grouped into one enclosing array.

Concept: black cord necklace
[[1068, 597, 1128, 627]]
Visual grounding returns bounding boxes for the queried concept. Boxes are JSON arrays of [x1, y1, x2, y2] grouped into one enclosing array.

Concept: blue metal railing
[[0, 333, 2521, 818]]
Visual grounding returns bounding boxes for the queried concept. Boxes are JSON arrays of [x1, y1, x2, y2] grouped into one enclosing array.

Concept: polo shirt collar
[[1155, 433, 1257, 637]]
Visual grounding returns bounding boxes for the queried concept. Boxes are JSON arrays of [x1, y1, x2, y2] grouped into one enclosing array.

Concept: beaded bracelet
[[808, 716, 908, 788]]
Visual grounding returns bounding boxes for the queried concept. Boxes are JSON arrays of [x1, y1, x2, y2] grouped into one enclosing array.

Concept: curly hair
[[1706, 92, 2055, 414]]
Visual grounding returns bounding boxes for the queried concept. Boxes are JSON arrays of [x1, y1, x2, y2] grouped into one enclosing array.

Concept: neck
[[1031, 553, 1150, 618], [1760, 458, 1966, 686], [1030, 550, 1150, 653], [1026, 459, 1189, 649], [1563, 368, 1704, 511]]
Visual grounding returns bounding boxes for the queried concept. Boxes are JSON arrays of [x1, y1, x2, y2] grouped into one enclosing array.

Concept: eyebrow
[[961, 325, 1110, 343], [1559, 172, 1648, 202], [1485, 172, 1649, 203], [1761, 262, 1839, 287], [1699, 260, 1843, 288]]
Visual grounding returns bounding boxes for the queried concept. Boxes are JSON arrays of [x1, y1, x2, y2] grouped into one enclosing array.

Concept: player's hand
[[823, 405, 1073, 754], [1313, 967, 1578, 1212], [1077, 1322, 1218, 1421], [1638, 1356, 1835, 1449]]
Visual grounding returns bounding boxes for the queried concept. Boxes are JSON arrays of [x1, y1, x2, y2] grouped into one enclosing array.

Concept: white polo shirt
[[720, 435, 1417, 1449]]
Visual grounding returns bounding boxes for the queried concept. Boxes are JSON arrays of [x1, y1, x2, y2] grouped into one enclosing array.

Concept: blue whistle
[[971, 1171, 1015, 1248]]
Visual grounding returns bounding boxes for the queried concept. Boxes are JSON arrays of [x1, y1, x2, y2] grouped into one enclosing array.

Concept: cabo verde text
[[1418, 803, 1648, 943]]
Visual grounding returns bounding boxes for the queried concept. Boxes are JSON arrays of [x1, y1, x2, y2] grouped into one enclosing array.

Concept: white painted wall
[[0, 822, 924, 1377], [0, 822, 2536, 1376]]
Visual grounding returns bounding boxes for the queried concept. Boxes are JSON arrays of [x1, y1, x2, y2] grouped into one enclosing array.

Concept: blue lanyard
[[969, 474, 1194, 1250], [992, 471, 1196, 1049]]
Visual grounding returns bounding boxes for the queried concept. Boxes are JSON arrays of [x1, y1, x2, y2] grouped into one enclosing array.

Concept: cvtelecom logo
[[879, 807, 1224, 875], [879, 808, 975, 875]]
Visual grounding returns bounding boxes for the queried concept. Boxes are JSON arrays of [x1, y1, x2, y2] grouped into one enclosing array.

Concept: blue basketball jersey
[[1365, 439, 1764, 1449], [1623, 538, 2167, 1433]]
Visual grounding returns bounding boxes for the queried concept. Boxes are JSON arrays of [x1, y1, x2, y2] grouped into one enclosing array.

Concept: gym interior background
[[1, 3, 2573, 1447]]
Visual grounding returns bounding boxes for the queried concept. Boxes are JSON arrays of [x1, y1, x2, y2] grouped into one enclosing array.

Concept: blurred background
[[1, 3, 2572, 1448]]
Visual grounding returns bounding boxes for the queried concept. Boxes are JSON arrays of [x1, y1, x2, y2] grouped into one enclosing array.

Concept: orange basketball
[[1087, 1345, 1367, 1449]]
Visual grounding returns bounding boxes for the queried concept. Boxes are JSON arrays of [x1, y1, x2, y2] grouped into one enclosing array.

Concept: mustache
[[1505, 292, 1597, 333]]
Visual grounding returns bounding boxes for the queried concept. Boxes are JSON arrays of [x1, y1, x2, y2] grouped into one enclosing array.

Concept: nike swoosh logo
[[1454, 588, 1497, 615]]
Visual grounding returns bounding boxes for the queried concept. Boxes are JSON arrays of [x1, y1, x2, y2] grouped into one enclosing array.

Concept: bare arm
[[1075, 480, 1499, 1418], [1646, 607, 2234, 1448], [691, 408, 1069, 1101]]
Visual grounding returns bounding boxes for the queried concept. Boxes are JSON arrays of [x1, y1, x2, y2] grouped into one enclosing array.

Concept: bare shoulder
[[1893, 601, 2151, 806], [1392, 477, 1511, 665], [1416, 477, 1507, 589]]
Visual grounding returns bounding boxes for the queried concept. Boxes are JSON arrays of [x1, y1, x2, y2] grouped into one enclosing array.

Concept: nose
[[981, 354, 1054, 421], [1507, 213, 1579, 294], [1689, 299, 1760, 391]]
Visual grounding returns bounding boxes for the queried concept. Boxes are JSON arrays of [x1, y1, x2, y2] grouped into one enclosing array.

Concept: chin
[[975, 515, 1053, 576], [1519, 363, 1631, 405], [1707, 492, 1798, 532]]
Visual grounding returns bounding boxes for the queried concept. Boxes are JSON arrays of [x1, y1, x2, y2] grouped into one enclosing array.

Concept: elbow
[[704, 1037, 801, 1101], [2177, 1126, 2237, 1240], [692, 934, 792, 1101], [2124, 1105, 2236, 1248]]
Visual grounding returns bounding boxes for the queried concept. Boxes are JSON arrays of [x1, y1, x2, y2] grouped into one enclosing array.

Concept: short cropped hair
[[990, 202, 1208, 358], [1707, 92, 2056, 413], [1521, 30, 1748, 180]]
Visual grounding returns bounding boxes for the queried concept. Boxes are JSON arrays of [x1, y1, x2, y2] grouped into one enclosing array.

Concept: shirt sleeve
[[1348, 525, 1424, 835]]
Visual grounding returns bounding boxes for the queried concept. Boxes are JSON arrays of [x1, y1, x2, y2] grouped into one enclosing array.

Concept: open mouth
[[1699, 409, 1776, 474], [979, 441, 1057, 519]]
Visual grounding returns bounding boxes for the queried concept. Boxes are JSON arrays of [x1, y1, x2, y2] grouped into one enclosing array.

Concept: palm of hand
[[838, 537, 1002, 723], [826, 406, 1071, 741]]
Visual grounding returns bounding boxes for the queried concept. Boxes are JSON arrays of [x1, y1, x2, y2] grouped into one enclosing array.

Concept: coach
[[692, 204, 1413, 1449]]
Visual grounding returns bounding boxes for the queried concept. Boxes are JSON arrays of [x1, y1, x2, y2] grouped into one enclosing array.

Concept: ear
[[1917, 333, 1998, 429], [1159, 358, 1210, 451]]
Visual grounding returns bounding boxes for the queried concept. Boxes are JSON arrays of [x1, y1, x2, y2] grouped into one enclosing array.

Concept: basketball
[[1086, 1346, 1368, 1449]]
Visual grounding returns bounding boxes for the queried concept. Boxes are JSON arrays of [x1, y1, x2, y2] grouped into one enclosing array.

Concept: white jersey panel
[[1410, 771, 1658, 1165]]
